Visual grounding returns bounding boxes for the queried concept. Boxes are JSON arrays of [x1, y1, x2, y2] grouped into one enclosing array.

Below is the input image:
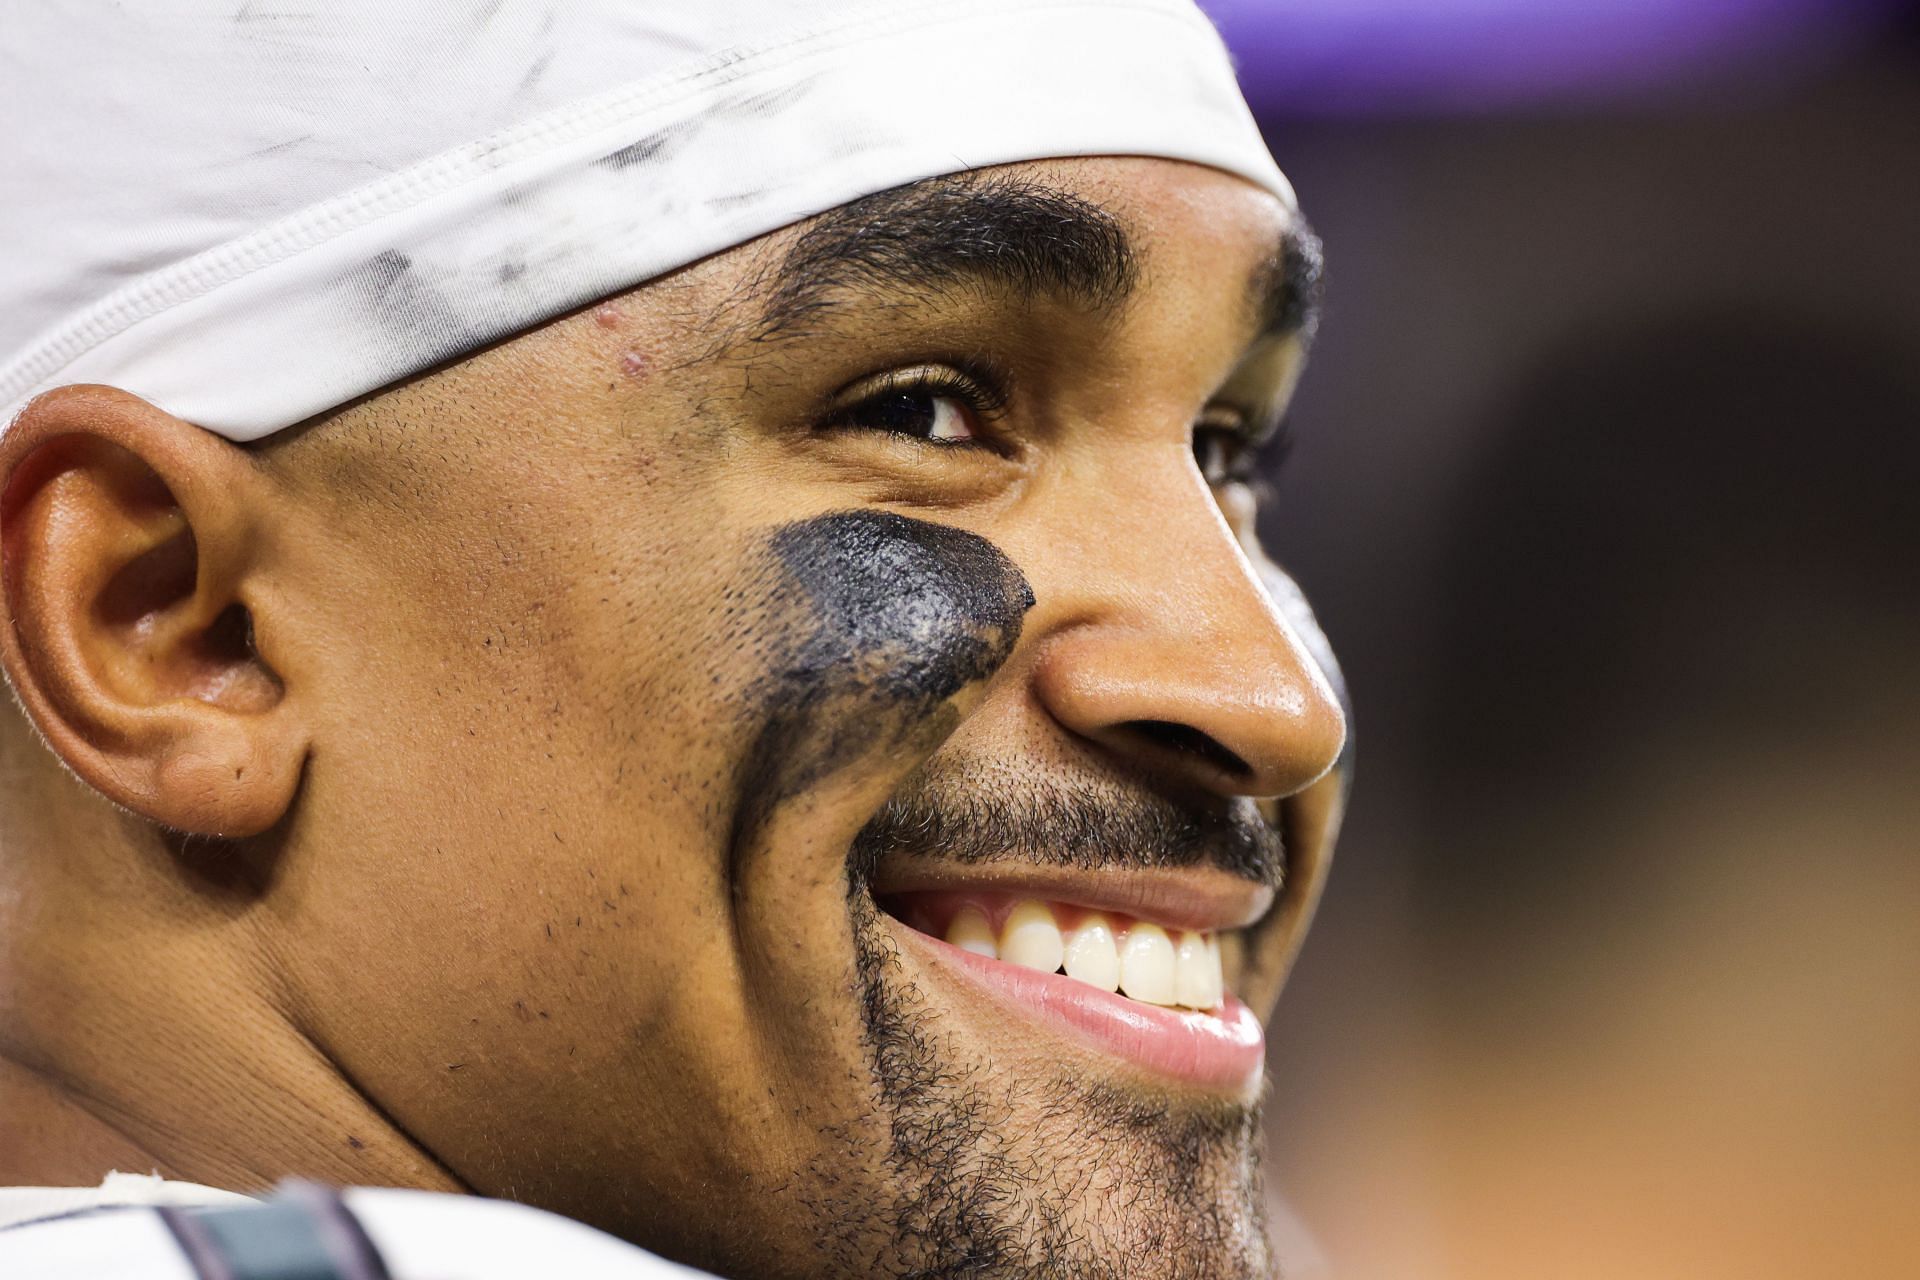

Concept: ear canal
[[193, 603, 285, 715]]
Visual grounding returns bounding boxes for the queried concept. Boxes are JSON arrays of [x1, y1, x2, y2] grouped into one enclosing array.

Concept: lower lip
[[890, 922, 1266, 1096]]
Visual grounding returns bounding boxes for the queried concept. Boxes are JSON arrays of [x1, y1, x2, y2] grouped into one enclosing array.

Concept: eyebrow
[[748, 171, 1322, 348]]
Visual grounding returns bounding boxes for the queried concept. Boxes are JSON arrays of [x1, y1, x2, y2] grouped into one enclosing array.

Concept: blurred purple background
[[1207, 0, 1910, 112]]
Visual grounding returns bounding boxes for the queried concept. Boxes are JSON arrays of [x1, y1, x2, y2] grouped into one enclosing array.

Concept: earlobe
[[0, 385, 307, 837]]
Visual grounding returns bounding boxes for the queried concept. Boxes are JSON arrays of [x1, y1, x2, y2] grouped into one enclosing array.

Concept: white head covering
[[0, 0, 1291, 441]]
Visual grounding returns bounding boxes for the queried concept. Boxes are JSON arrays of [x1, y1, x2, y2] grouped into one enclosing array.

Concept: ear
[[0, 385, 307, 836]]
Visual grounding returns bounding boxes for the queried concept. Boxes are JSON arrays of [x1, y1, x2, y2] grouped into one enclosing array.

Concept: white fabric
[[0, 0, 1291, 441], [0, 1176, 713, 1278], [344, 1187, 715, 1278], [0, 1171, 251, 1232], [0, 1210, 205, 1280], [0, 1173, 248, 1280]]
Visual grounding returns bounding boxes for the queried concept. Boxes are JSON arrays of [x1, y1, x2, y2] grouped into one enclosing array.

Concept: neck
[[0, 1054, 166, 1185], [0, 978, 468, 1195], [0, 741, 466, 1194]]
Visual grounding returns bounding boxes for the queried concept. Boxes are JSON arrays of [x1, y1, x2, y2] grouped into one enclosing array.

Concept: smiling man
[[0, 3, 1348, 1278]]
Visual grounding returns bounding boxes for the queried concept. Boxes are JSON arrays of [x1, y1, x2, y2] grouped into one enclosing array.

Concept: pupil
[[868, 392, 936, 436]]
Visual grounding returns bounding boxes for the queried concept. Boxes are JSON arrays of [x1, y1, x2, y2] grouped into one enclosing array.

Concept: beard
[[797, 763, 1281, 1280]]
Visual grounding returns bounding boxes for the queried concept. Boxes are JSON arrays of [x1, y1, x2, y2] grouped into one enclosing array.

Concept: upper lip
[[869, 858, 1274, 933]]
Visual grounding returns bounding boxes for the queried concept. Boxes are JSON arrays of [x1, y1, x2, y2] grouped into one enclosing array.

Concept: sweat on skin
[[0, 157, 1349, 1279]]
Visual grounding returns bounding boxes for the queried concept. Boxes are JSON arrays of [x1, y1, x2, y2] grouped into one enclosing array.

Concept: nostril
[[1120, 720, 1252, 779]]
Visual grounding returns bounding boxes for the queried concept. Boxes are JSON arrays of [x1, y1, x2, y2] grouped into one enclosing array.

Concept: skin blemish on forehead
[[732, 511, 1034, 830]]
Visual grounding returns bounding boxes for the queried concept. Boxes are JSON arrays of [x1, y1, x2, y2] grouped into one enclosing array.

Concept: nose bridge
[[1027, 455, 1347, 799]]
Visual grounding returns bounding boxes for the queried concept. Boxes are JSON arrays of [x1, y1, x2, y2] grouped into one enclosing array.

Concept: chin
[[772, 883, 1279, 1280]]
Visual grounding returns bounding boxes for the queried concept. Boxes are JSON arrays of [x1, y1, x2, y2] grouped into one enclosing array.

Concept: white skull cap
[[0, 0, 1292, 440]]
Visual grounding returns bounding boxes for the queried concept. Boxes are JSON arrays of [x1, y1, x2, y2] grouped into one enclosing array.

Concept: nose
[[1026, 467, 1347, 800]]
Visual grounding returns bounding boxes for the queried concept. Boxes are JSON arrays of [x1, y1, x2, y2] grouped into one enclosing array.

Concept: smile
[[874, 876, 1271, 1096]]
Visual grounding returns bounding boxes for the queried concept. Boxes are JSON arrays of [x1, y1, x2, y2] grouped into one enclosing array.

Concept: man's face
[[259, 156, 1347, 1277]]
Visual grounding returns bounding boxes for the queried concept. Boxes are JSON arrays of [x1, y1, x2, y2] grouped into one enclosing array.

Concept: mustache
[[848, 759, 1285, 891]]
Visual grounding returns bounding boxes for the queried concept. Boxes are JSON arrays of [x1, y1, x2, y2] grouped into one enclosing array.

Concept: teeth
[[945, 905, 998, 959], [1000, 899, 1065, 973], [1062, 914, 1120, 992], [1175, 930, 1216, 1009], [927, 897, 1229, 1011], [1118, 922, 1177, 1006]]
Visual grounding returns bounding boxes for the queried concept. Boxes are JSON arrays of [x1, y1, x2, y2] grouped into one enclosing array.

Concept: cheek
[[350, 505, 1036, 936]]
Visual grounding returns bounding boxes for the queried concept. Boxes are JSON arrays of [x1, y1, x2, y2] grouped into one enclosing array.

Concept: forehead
[[1041, 156, 1299, 263]]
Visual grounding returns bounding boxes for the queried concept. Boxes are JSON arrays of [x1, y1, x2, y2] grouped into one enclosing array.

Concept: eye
[[1193, 407, 1294, 490], [1193, 422, 1252, 487], [843, 389, 977, 443], [821, 364, 1006, 449]]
